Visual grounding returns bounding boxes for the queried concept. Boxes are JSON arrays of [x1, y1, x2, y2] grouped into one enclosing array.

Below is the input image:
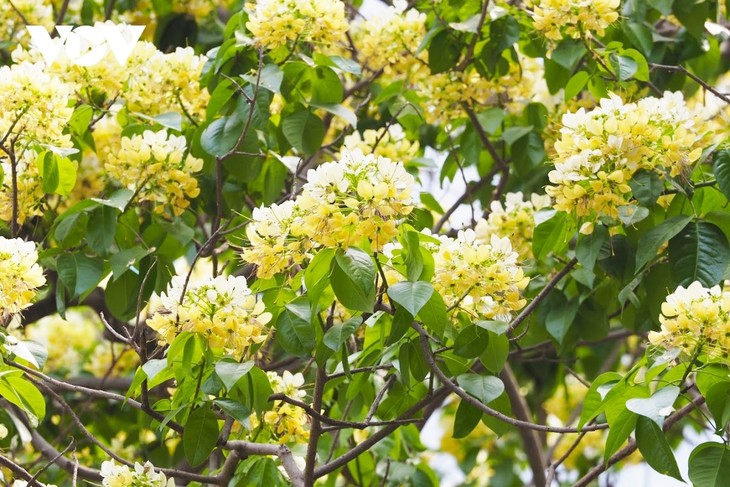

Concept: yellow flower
[[147, 275, 272, 360], [532, 0, 620, 41], [546, 92, 711, 230], [248, 371, 310, 444], [0, 237, 45, 316], [246, 0, 349, 50], [100, 459, 174, 487], [649, 281, 730, 359], [106, 129, 202, 216], [340, 124, 420, 163], [475, 192, 552, 260]]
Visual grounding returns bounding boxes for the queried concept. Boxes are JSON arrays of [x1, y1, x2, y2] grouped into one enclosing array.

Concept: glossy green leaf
[[183, 405, 220, 467], [276, 297, 315, 356], [635, 215, 692, 271], [215, 360, 255, 391], [635, 416, 683, 481], [281, 108, 324, 155], [669, 220, 730, 287], [689, 442, 730, 487], [331, 247, 375, 312], [458, 374, 504, 405], [388, 281, 434, 317]]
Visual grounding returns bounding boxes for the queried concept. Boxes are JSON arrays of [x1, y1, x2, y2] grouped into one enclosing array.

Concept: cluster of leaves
[[2, 0, 730, 487]]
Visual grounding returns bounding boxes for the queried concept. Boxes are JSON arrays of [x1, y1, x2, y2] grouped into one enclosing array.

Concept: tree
[[0, 0, 729, 486]]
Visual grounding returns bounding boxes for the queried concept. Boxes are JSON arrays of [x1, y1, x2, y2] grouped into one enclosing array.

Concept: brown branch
[[499, 364, 547, 487], [304, 366, 326, 486], [650, 63, 730, 105], [0, 453, 34, 482], [455, 0, 491, 71], [432, 168, 496, 233]]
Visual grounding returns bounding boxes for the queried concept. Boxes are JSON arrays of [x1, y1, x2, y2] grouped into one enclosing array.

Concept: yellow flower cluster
[[546, 92, 709, 228], [417, 70, 494, 124], [100, 460, 174, 487], [147, 275, 272, 360], [106, 130, 203, 216], [350, 0, 427, 76], [124, 43, 210, 120], [172, 0, 216, 17], [427, 230, 529, 322], [242, 149, 415, 278], [0, 237, 45, 317], [475, 192, 552, 260], [23, 309, 99, 376], [250, 371, 310, 444], [649, 281, 730, 359], [0, 61, 73, 148], [532, 0, 620, 41], [340, 125, 420, 163], [246, 0, 349, 50], [0, 151, 46, 224]]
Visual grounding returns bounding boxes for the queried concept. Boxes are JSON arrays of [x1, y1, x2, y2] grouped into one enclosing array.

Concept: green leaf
[[610, 53, 638, 81], [673, 0, 709, 39], [428, 30, 461, 74], [576, 223, 608, 272], [0, 375, 45, 426], [669, 220, 730, 287], [276, 297, 315, 356], [310, 103, 357, 127], [281, 108, 324, 155], [502, 125, 533, 145], [331, 247, 375, 312], [417, 290, 448, 338], [533, 210, 570, 260], [545, 296, 579, 344], [604, 409, 637, 462], [454, 325, 489, 359], [200, 113, 243, 157], [551, 39, 586, 70], [214, 398, 250, 422], [86, 205, 117, 256], [476, 108, 504, 135], [37, 151, 77, 196], [617, 205, 649, 226], [713, 149, 730, 201], [619, 49, 649, 81], [323, 316, 361, 352], [626, 385, 679, 427], [388, 281, 434, 317], [706, 382, 730, 431], [183, 405, 220, 467], [452, 399, 483, 438], [57, 253, 104, 299], [258, 63, 283, 93], [689, 442, 730, 487], [630, 170, 664, 207], [479, 331, 508, 373], [564, 71, 590, 101], [635, 215, 692, 271], [458, 374, 504, 405], [141, 359, 167, 382], [304, 248, 334, 306], [215, 360, 255, 391], [109, 246, 150, 280], [635, 416, 683, 481]]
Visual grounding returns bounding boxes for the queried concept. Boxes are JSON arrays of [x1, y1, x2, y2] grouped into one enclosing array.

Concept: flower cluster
[[124, 43, 210, 120], [23, 309, 99, 376], [0, 237, 45, 317], [250, 371, 310, 444], [106, 130, 203, 216], [246, 0, 349, 51], [340, 125, 420, 164], [532, 0, 620, 41], [545, 92, 709, 229], [0, 0, 53, 49], [475, 192, 552, 260], [147, 275, 272, 360], [350, 0, 427, 76], [416, 70, 495, 124], [0, 61, 73, 148], [0, 151, 46, 224], [649, 281, 730, 359], [100, 460, 174, 487], [428, 230, 529, 323], [242, 150, 415, 278]]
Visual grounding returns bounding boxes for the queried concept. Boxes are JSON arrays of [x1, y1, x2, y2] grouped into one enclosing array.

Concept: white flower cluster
[[101, 460, 174, 487], [243, 149, 415, 278], [0, 237, 45, 317], [147, 275, 272, 360]]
